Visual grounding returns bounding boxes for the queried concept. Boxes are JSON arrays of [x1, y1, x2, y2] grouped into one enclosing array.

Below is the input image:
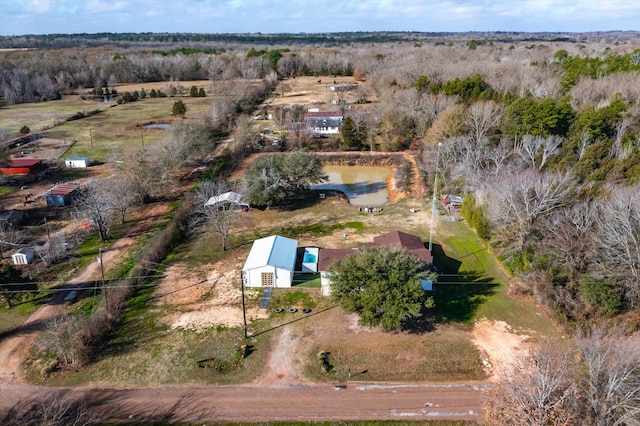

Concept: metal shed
[[242, 235, 298, 288], [65, 157, 91, 168], [12, 247, 34, 265], [44, 183, 80, 207]]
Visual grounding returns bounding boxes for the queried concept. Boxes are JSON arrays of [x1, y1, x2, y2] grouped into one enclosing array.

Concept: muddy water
[[312, 164, 391, 206]]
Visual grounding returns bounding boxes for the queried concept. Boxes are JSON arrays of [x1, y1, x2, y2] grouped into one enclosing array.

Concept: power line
[[0, 274, 166, 292]]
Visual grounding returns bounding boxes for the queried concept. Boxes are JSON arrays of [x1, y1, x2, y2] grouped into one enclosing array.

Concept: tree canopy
[[244, 151, 326, 208], [328, 246, 435, 332], [501, 96, 574, 137]]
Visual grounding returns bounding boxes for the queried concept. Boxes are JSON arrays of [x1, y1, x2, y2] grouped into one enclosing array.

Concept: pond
[[312, 164, 391, 206], [143, 123, 170, 130]]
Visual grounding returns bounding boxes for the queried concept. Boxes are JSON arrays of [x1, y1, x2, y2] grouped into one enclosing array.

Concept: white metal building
[[205, 191, 250, 211], [242, 235, 298, 288], [64, 157, 91, 168], [12, 247, 34, 265]]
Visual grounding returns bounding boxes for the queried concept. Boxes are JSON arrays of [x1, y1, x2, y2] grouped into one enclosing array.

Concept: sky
[[0, 0, 639, 36]]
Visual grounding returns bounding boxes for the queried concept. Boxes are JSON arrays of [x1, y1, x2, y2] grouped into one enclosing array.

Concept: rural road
[[1, 381, 485, 422]]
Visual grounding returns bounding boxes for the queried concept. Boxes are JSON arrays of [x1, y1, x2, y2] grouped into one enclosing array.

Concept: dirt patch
[[471, 319, 532, 381], [268, 76, 373, 108], [252, 326, 303, 387], [153, 257, 266, 332], [11, 137, 74, 162]]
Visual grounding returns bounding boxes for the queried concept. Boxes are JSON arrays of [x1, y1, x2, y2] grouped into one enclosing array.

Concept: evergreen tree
[[172, 100, 187, 117], [328, 246, 436, 332]]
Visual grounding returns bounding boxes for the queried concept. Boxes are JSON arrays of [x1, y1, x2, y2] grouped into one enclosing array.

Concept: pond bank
[[230, 151, 427, 205]]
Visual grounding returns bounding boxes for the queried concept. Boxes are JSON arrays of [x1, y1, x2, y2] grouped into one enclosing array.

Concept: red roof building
[[0, 159, 45, 175]]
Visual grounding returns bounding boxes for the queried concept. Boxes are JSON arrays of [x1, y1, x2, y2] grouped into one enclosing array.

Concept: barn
[[44, 183, 80, 207], [64, 157, 91, 168], [242, 235, 298, 288], [0, 158, 45, 176]]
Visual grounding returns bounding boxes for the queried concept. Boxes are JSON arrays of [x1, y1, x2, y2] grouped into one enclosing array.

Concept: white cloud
[[1, 0, 639, 35], [26, 0, 54, 14]]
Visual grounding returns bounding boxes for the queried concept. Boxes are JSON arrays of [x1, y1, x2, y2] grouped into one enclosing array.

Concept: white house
[[304, 111, 343, 136], [242, 235, 298, 288], [64, 157, 91, 168], [205, 192, 250, 211], [12, 247, 34, 265]]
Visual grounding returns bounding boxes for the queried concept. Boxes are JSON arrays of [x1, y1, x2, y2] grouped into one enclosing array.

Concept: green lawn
[[434, 220, 559, 337], [1, 93, 215, 163]]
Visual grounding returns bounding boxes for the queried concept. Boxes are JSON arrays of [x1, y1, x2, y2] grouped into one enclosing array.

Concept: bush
[[461, 194, 491, 240]]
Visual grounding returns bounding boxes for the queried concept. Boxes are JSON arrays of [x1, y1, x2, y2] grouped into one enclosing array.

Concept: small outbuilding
[[242, 235, 298, 288], [64, 157, 90, 168], [12, 247, 34, 265], [205, 191, 250, 211], [44, 183, 80, 207]]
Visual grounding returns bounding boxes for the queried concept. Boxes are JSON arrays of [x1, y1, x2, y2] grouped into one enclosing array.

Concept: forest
[[1, 30, 639, 328]]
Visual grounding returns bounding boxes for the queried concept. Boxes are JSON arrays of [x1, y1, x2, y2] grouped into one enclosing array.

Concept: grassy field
[[0, 82, 214, 163], [434, 220, 560, 337]]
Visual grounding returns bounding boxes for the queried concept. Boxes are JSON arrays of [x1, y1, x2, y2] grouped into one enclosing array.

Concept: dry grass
[[298, 308, 485, 382]]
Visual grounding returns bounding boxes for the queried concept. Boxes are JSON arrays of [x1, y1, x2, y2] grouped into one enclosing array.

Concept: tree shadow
[[2, 388, 217, 424], [402, 243, 499, 331], [93, 286, 159, 361], [430, 242, 462, 274], [279, 189, 335, 211], [431, 271, 498, 324]]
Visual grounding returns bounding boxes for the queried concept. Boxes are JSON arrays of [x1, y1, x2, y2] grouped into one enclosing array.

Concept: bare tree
[[74, 181, 117, 242], [516, 135, 563, 171], [191, 180, 240, 252], [1, 388, 103, 426], [592, 185, 640, 303], [540, 201, 597, 280], [610, 116, 634, 159], [34, 234, 68, 266], [575, 326, 640, 426], [0, 221, 22, 259], [488, 169, 578, 255], [485, 139, 513, 176], [577, 131, 592, 160], [210, 96, 234, 129], [105, 174, 140, 224], [466, 100, 504, 145], [36, 314, 88, 366], [483, 341, 578, 425]]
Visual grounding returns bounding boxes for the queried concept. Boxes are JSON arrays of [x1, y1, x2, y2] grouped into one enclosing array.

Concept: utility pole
[[89, 129, 94, 149], [98, 247, 107, 310], [44, 217, 52, 261], [141, 129, 145, 148], [428, 142, 442, 253], [240, 271, 248, 339]]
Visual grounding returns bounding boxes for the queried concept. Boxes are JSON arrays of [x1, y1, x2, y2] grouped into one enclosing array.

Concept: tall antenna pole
[[428, 142, 442, 253]]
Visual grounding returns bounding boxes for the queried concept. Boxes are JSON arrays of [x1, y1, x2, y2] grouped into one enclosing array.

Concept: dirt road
[[1, 380, 485, 422]]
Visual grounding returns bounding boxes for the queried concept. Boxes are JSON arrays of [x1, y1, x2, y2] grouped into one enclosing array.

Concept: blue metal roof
[[243, 235, 298, 271]]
